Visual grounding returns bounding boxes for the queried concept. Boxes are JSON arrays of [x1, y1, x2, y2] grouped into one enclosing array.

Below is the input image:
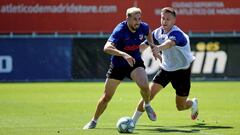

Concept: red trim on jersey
[[124, 45, 139, 51]]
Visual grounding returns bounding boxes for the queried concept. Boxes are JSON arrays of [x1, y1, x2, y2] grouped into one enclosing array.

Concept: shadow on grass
[[177, 123, 233, 130], [136, 123, 233, 133], [96, 127, 139, 134]]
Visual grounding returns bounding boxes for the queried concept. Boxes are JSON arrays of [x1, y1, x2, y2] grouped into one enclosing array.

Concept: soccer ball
[[116, 116, 135, 133]]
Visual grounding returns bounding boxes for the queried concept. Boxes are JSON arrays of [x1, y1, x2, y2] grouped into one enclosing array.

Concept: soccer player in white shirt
[[132, 7, 198, 125]]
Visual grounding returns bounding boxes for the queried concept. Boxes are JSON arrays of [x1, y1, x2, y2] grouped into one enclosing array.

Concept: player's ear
[[126, 14, 131, 21]]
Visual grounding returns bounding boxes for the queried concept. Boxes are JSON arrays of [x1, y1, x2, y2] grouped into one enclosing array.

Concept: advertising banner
[[0, 38, 72, 81], [190, 37, 240, 78], [0, 0, 132, 33], [1, 37, 240, 81], [138, 0, 240, 32], [72, 37, 240, 80], [0, 0, 239, 33], [143, 37, 240, 79]]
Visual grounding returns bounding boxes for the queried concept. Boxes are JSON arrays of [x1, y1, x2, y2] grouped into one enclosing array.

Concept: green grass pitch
[[0, 82, 240, 135]]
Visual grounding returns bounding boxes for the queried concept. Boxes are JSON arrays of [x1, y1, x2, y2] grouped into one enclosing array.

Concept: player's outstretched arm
[[152, 39, 175, 54], [103, 41, 136, 67], [145, 29, 162, 61]]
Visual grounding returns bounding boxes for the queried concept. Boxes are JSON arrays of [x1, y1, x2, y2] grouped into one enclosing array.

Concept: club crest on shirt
[[139, 34, 144, 40], [159, 34, 167, 40]]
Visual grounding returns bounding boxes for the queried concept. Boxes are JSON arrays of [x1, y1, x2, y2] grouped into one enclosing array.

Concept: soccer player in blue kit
[[131, 7, 199, 125], [83, 7, 158, 129]]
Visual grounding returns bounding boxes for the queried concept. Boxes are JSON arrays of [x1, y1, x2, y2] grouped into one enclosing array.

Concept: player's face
[[127, 13, 141, 32], [161, 12, 176, 33]]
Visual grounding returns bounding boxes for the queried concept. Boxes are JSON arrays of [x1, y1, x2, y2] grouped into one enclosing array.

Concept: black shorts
[[106, 60, 145, 81], [152, 66, 191, 97]]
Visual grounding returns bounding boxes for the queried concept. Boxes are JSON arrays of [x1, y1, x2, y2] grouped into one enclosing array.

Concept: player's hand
[[149, 43, 157, 60], [149, 43, 161, 61], [152, 46, 161, 55], [152, 46, 162, 62], [152, 52, 158, 60], [121, 52, 136, 67], [153, 52, 162, 62]]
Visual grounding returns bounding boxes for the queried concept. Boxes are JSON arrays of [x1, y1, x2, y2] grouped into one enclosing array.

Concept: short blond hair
[[126, 7, 141, 17]]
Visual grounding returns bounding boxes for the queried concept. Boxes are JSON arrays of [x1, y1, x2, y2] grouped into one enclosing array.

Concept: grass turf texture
[[0, 82, 239, 135]]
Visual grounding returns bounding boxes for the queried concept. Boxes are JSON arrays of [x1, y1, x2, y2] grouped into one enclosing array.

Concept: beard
[[130, 24, 139, 31]]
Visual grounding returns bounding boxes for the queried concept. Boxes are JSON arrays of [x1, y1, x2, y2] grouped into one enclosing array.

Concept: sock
[[144, 102, 150, 108], [132, 111, 143, 124], [92, 118, 98, 123]]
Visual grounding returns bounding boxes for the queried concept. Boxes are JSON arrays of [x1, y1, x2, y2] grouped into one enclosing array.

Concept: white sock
[[144, 102, 150, 108], [132, 111, 143, 124], [92, 118, 98, 123]]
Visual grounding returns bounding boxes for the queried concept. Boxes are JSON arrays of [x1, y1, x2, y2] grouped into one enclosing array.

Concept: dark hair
[[161, 7, 176, 17]]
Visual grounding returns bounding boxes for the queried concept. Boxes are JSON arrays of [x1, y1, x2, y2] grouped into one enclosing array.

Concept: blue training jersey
[[108, 21, 149, 67]]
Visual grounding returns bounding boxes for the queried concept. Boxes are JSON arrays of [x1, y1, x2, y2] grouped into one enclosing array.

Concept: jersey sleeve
[[108, 24, 122, 44], [141, 22, 150, 36], [145, 24, 150, 36], [168, 31, 187, 47]]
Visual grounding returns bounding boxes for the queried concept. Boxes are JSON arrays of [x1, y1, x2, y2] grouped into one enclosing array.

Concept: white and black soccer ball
[[116, 116, 135, 133]]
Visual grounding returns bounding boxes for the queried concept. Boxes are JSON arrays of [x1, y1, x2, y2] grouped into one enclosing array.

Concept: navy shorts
[[106, 60, 145, 81], [152, 66, 191, 97]]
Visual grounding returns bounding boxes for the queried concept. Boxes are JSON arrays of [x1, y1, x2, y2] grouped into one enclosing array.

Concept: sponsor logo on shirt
[[124, 45, 139, 51]]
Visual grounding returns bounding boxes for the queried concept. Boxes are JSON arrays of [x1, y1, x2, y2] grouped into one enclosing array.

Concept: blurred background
[[0, 0, 240, 82]]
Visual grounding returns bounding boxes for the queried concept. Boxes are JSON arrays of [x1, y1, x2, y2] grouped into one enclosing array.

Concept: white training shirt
[[152, 25, 195, 71]]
